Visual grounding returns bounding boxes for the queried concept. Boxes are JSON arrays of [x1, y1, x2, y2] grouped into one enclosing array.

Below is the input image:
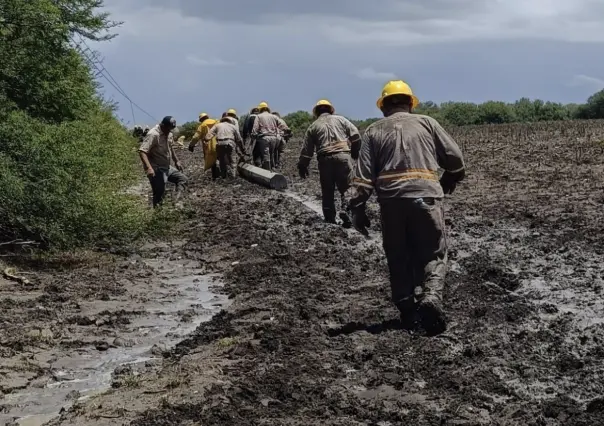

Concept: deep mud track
[[5, 124, 604, 425]]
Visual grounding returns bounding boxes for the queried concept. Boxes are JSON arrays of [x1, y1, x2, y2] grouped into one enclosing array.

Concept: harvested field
[[2, 120, 604, 425]]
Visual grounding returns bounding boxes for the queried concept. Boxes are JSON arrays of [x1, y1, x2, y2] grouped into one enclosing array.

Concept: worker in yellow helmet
[[297, 99, 361, 226], [189, 112, 219, 180], [348, 80, 465, 335], [225, 109, 239, 127], [204, 112, 245, 179], [251, 101, 290, 170]]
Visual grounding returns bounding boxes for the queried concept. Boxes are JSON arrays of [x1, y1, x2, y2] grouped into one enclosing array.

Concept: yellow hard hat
[[312, 99, 335, 116], [257, 101, 269, 109], [227, 108, 237, 117], [376, 80, 419, 110], [199, 112, 209, 121]]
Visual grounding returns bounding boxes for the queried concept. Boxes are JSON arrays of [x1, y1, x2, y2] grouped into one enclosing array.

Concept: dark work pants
[[211, 164, 220, 180], [254, 137, 276, 170], [317, 152, 352, 222], [271, 137, 285, 170], [216, 144, 236, 179], [379, 198, 447, 308], [148, 166, 188, 207]]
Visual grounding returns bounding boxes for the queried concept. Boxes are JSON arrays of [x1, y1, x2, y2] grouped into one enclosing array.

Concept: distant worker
[[224, 109, 239, 127], [176, 135, 186, 149], [271, 111, 292, 169], [205, 113, 245, 179], [139, 116, 188, 207], [251, 101, 290, 170], [242, 107, 259, 164], [133, 125, 143, 138], [133, 125, 146, 144], [298, 99, 360, 226], [189, 112, 219, 180], [143, 126, 150, 137], [348, 80, 465, 335]]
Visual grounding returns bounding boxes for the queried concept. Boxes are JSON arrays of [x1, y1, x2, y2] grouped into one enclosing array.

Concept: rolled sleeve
[[139, 132, 156, 153], [298, 127, 315, 168], [432, 120, 465, 174]]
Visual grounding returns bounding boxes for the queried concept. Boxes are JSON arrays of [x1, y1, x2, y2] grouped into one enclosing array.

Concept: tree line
[[275, 90, 604, 136], [177, 89, 604, 139]]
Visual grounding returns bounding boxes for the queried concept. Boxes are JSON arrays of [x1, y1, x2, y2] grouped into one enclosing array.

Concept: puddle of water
[[2, 260, 230, 426]]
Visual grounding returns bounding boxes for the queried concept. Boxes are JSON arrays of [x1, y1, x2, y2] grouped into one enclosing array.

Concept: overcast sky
[[94, 0, 604, 126]]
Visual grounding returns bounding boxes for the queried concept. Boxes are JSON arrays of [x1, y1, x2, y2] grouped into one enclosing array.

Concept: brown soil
[[3, 121, 604, 425]]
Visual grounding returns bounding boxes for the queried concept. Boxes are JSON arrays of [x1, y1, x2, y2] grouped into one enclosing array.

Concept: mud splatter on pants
[[216, 144, 236, 179], [254, 136, 278, 170], [317, 152, 352, 223], [148, 166, 188, 207], [379, 197, 448, 313]]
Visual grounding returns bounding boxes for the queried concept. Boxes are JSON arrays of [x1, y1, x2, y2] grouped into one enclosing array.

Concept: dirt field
[[2, 120, 604, 425]]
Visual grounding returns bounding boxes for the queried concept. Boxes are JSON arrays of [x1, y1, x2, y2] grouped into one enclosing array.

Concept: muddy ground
[[2, 121, 604, 425]]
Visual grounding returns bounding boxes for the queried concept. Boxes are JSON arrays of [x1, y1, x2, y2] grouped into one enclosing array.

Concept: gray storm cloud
[[137, 0, 487, 24]]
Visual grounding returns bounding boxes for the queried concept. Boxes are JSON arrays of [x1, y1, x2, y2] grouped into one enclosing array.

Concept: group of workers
[[136, 79, 465, 335], [186, 102, 293, 180]]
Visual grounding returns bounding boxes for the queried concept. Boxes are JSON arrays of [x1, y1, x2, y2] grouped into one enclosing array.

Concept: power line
[[70, 35, 157, 124]]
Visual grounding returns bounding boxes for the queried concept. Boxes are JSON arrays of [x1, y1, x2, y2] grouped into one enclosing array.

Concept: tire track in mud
[[53, 140, 604, 425]]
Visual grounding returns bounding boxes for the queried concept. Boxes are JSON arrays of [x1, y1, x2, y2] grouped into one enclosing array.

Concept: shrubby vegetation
[[275, 90, 604, 136], [179, 89, 604, 139], [0, 0, 152, 249]]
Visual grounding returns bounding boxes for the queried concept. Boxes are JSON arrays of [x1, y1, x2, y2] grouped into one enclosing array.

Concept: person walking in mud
[[251, 102, 290, 170], [298, 99, 361, 226], [205, 112, 245, 179], [348, 80, 465, 335], [189, 112, 220, 180], [139, 116, 188, 207]]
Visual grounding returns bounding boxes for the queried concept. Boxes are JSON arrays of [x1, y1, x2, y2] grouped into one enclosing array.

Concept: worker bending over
[[205, 113, 245, 179], [139, 116, 188, 207], [251, 102, 290, 170], [298, 99, 361, 225], [189, 113, 219, 180], [348, 80, 465, 335]]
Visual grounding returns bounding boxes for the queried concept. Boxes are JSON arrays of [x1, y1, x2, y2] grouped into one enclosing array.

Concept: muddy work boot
[[417, 296, 447, 336], [395, 297, 417, 331], [339, 211, 352, 228]]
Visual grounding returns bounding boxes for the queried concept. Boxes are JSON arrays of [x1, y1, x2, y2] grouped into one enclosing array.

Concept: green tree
[[176, 121, 199, 140], [476, 101, 515, 124], [0, 0, 153, 249], [282, 110, 314, 136], [440, 102, 479, 126], [576, 90, 604, 119]]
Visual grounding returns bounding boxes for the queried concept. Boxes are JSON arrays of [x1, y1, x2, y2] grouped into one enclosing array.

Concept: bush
[[176, 121, 199, 141], [0, 109, 150, 248]]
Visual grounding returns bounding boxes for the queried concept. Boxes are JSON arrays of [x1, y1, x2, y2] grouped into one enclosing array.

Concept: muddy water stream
[[1, 259, 229, 426]]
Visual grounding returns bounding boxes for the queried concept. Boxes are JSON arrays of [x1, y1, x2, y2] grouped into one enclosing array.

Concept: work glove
[[298, 164, 309, 179], [440, 171, 458, 195], [350, 206, 370, 236], [188, 144, 195, 153]]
